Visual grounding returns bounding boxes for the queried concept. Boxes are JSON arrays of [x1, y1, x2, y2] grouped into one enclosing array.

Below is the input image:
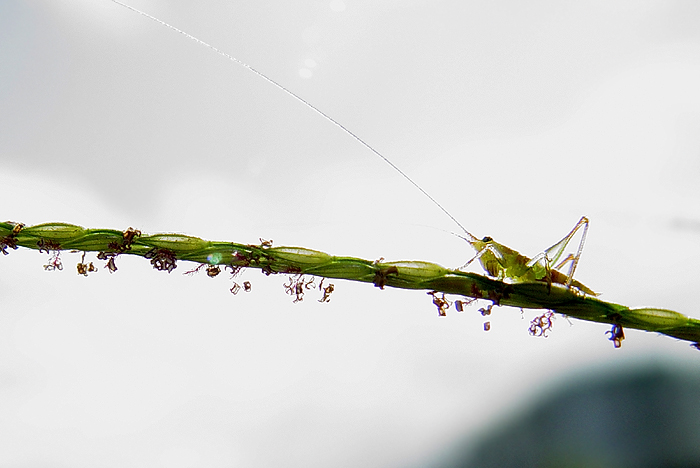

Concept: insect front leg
[[458, 238, 509, 279], [459, 243, 495, 270]]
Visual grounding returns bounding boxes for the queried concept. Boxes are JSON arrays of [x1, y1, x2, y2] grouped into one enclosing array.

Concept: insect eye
[[482, 236, 493, 242]]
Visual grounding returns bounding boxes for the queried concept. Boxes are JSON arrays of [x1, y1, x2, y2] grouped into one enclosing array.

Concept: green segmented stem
[[2, 222, 699, 347]]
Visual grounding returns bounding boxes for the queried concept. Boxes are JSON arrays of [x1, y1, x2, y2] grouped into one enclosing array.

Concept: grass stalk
[[3, 221, 698, 348]]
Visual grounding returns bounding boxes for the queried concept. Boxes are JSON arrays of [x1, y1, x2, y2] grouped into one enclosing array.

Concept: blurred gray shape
[[430, 362, 700, 468]]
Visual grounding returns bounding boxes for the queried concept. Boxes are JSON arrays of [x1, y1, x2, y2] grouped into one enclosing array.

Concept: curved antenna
[[110, 0, 474, 239]]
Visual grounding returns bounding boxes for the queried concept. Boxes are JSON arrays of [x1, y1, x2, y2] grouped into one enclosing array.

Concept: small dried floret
[[284, 275, 315, 302], [318, 278, 334, 303], [43, 251, 63, 271], [529, 311, 554, 337], [226, 264, 243, 277], [455, 298, 476, 312], [145, 248, 177, 273], [11, 222, 24, 235], [37, 238, 62, 271], [37, 239, 61, 253], [606, 324, 625, 349], [0, 236, 18, 255], [76, 252, 97, 276], [427, 291, 451, 317], [121, 227, 141, 250], [184, 264, 206, 276], [0, 222, 23, 255], [373, 265, 399, 290], [183, 263, 220, 277], [97, 251, 119, 273]]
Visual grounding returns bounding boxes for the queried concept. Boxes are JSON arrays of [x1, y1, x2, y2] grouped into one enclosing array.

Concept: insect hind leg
[[542, 216, 589, 288]]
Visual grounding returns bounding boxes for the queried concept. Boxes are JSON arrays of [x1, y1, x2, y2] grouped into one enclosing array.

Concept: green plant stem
[[2, 222, 698, 347]]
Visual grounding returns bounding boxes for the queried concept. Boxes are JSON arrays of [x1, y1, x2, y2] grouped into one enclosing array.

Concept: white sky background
[[2, 1, 700, 466]]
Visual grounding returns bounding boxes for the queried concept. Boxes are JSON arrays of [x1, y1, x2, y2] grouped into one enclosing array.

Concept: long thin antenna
[[110, 0, 474, 238]]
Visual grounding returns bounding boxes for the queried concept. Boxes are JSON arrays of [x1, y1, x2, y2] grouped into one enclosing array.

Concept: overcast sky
[[2, 1, 700, 467]]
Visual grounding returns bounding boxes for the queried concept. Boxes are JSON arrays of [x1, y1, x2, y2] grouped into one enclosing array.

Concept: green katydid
[[111, 0, 596, 297], [456, 216, 595, 296]]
